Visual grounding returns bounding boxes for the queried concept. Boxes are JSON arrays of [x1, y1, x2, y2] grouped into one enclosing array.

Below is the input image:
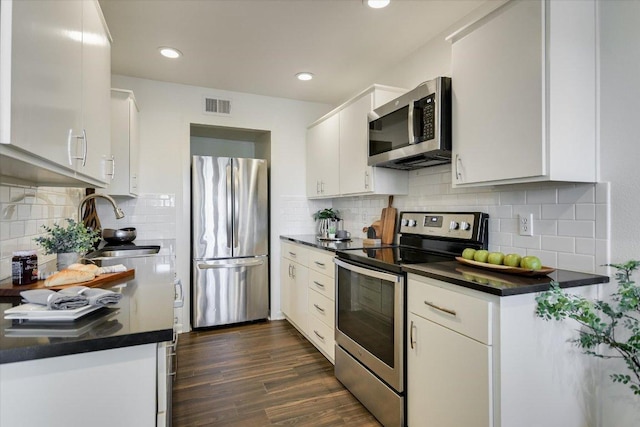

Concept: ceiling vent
[[203, 96, 232, 116]]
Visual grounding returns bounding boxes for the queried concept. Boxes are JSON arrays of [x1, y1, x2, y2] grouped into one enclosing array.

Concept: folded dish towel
[[20, 289, 88, 310], [59, 286, 123, 307]]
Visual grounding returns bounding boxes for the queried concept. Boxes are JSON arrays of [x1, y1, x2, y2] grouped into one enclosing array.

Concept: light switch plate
[[519, 213, 534, 236]]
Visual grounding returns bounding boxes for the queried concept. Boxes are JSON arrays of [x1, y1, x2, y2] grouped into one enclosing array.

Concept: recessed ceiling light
[[159, 47, 182, 59], [366, 0, 390, 9], [296, 72, 314, 81]]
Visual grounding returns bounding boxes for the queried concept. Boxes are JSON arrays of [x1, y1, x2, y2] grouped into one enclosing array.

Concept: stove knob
[[460, 221, 471, 231], [449, 221, 459, 230], [408, 219, 417, 227], [401, 219, 409, 227]]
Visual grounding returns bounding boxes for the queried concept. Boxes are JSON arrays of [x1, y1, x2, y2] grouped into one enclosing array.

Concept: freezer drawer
[[192, 256, 269, 328]]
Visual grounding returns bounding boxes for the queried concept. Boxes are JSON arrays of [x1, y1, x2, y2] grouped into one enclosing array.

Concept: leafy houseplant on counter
[[34, 219, 101, 270], [535, 261, 640, 396], [313, 208, 341, 238]]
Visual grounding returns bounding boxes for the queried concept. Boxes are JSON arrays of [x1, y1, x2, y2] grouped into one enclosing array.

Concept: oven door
[[334, 258, 404, 393]]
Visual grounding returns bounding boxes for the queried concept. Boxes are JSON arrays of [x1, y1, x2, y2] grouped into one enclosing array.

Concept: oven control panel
[[399, 212, 481, 240]]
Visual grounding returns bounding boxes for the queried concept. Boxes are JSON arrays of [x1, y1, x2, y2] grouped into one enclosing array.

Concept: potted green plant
[[536, 260, 640, 396], [34, 219, 101, 270], [313, 208, 341, 237]]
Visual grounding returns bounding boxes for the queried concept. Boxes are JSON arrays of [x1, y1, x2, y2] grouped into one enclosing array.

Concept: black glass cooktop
[[337, 245, 453, 274]]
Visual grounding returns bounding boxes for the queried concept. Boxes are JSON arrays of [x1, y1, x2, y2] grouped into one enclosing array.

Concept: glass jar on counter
[[12, 250, 38, 285]]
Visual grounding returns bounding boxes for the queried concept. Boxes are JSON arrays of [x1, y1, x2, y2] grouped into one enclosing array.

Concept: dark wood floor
[[172, 319, 382, 426]]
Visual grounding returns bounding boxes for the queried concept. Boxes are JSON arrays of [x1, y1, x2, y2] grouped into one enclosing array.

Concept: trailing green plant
[[535, 260, 640, 396], [313, 208, 340, 221], [33, 219, 100, 255]]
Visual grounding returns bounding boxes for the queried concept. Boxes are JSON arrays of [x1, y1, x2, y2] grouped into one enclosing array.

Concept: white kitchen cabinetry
[[306, 85, 408, 198], [0, 344, 158, 427], [306, 114, 340, 197], [449, 0, 597, 187], [339, 85, 408, 196], [0, 0, 112, 187], [281, 242, 309, 335], [280, 241, 336, 363], [407, 273, 600, 427], [307, 248, 336, 362], [105, 89, 140, 197]]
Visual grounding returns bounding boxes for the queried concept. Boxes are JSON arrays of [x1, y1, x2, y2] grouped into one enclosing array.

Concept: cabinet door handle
[[313, 330, 325, 341], [410, 320, 416, 349], [313, 280, 325, 289], [364, 171, 369, 189], [408, 99, 416, 144], [455, 154, 462, 181], [316, 181, 320, 194], [313, 303, 325, 313], [320, 181, 325, 193], [81, 129, 87, 166], [314, 261, 325, 268], [288, 264, 292, 278], [424, 300, 457, 317], [291, 265, 296, 279], [106, 155, 116, 180]]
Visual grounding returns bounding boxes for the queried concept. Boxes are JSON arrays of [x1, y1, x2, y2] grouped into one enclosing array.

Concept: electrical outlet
[[519, 213, 534, 236]]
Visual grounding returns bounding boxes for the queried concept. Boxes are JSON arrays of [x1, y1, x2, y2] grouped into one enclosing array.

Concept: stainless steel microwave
[[368, 76, 452, 170]]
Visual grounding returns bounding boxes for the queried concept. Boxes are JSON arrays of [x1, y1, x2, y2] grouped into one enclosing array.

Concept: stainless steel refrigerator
[[191, 156, 269, 328]]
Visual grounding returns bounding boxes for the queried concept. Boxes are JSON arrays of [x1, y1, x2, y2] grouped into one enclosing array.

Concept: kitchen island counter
[[0, 274, 174, 364]]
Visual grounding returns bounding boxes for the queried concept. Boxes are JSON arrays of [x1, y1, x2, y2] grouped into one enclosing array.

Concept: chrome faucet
[[77, 193, 125, 222]]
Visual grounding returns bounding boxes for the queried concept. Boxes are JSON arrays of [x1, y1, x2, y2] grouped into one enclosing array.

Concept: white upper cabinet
[[339, 87, 409, 196], [103, 89, 140, 197], [449, 0, 597, 187], [0, 0, 112, 187], [306, 113, 340, 198], [306, 85, 408, 199]]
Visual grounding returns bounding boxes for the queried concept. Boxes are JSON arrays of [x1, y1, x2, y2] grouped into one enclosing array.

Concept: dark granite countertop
[[281, 234, 375, 252], [0, 277, 174, 364], [403, 261, 610, 296]]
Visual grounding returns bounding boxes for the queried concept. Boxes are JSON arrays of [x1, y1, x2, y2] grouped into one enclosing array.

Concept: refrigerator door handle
[[233, 163, 240, 249], [197, 259, 265, 269], [226, 162, 233, 249]]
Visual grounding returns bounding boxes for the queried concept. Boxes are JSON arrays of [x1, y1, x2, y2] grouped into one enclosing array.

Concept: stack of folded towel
[[20, 286, 123, 310]]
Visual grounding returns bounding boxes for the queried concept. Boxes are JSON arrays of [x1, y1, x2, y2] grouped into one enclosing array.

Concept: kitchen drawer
[[308, 288, 335, 328], [281, 242, 309, 265], [408, 277, 492, 345], [308, 249, 335, 278], [308, 269, 335, 300], [308, 313, 335, 361]]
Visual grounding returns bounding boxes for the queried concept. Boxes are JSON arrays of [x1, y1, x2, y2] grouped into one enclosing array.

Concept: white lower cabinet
[[407, 273, 601, 427], [0, 344, 158, 427], [281, 240, 336, 363]]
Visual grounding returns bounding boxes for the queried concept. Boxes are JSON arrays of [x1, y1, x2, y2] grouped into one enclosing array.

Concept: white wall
[[597, 1, 640, 424], [110, 75, 331, 329]]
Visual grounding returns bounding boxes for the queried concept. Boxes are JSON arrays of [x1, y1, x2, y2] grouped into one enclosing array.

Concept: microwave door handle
[[407, 100, 415, 144]]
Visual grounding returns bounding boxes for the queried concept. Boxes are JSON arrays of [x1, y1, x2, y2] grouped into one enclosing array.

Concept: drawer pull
[[424, 300, 457, 317], [288, 251, 297, 258], [313, 280, 325, 288], [314, 330, 325, 340], [313, 303, 325, 313], [314, 261, 326, 268]]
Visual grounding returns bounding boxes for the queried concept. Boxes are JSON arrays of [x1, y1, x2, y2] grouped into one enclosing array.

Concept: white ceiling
[[98, 0, 487, 106]]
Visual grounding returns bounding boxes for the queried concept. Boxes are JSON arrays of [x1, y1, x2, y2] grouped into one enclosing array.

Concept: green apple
[[461, 248, 477, 260], [487, 252, 505, 265], [504, 253, 522, 267], [520, 255, 542, 270], [473, 249, 489, 263]]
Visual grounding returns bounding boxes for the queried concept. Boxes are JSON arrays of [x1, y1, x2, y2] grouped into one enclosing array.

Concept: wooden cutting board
[[380, 195, 397, 245]]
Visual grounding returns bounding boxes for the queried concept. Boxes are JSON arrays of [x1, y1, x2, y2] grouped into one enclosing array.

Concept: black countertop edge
[[0, 328, 173, 365], [280, 235, 372, 252], [403, 262, 610, 297]]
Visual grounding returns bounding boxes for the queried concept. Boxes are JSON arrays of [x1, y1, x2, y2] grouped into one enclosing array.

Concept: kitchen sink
[[86, 245, 161, 259]]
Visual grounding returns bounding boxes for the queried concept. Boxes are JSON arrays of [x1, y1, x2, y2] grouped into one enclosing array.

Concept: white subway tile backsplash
[[542, 235, 575, 253], [595, 204, 608, 240], [512, 234, 541, 249], [558, 185, 595, 204], [576, 204, 596, 221], [535, 219, 558, 236], [526, 188, 557, 204], [558, 253, 595, 272], [542, 204, 574, 220], [558, 220, 595, 238], [500, 191, 526, 205], [576, 238, 596, 255]]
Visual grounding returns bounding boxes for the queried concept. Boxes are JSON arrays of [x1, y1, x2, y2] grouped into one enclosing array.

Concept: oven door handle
[[334, 259, 401, 283]]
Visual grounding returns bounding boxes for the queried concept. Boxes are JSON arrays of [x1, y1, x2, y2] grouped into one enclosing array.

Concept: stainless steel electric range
[[334, 211, 489, 427]]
